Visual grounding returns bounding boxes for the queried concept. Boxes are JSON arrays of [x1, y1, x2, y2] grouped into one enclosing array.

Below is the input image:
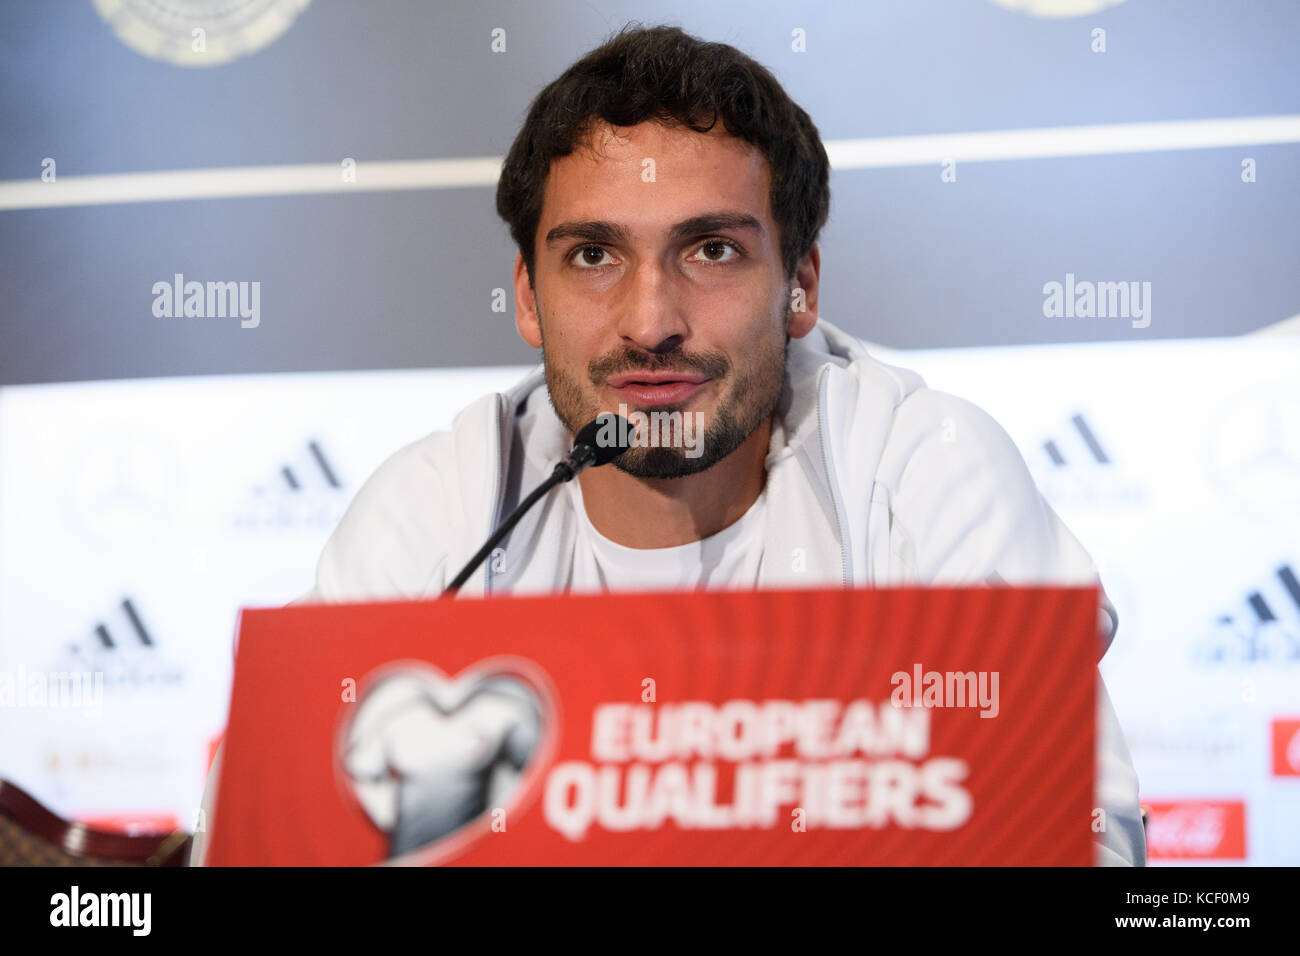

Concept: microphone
[[443, 412, 632, 595], [557, 414, 631, 477]]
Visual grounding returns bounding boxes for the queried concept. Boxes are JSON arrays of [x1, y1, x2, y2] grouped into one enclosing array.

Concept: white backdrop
[[1, 335, 1296, 863]]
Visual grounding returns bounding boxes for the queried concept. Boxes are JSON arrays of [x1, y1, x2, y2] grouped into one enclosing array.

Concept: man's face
[[514, 119, 817, 478]]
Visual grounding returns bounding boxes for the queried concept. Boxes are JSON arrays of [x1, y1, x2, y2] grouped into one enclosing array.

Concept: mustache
[[588, 346, 730, 385]]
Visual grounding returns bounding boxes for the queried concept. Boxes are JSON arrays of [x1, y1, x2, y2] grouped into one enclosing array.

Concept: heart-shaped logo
[[337, 657, 559, 865]]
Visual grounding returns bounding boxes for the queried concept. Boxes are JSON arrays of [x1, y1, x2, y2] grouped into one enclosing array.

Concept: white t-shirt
[[564, 478, 768, 594]]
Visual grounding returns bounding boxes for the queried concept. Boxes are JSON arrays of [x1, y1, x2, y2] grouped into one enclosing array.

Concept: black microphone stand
[[442, 416, 628, 596]]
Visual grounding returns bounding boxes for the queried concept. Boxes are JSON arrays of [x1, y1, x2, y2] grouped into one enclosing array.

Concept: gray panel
[[1, 0, 1297, 383]]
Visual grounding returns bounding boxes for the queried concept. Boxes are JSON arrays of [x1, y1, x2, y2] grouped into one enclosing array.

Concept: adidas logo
[[60, 598, 184, 689], [82, 598, 153, 650], [1243, 564, 1300, 626], [1200, 563, 1300, 663], [234, 439, 348, 531], [1043, 413, 1111, 467], [1032, 413, 1146, 510], [258, 440, 342, 494], [266, 442, 340, 494]]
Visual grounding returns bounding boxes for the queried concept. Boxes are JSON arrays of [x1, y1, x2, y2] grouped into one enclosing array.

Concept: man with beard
[[192, 24, 1145, 866]]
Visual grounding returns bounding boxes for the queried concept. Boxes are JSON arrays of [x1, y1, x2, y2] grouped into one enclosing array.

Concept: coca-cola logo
[[1149, 806, 1224, 854], [1145, 800, 1246, 859], [1272, 718, 1300, 776]]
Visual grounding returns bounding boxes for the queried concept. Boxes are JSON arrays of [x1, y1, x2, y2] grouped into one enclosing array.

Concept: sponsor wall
[[0, 366, 527, 832], [870, 334, 1300, 865], [0, 333, 1295, 863]]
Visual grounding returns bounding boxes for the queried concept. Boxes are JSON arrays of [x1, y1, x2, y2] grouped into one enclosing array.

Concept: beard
[[540, 311, 790, 480]]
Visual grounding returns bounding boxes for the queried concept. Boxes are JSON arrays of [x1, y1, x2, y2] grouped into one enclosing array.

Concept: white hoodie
[[193, 319, 1145, 866]]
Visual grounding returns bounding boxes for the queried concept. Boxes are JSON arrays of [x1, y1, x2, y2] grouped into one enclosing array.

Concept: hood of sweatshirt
[[452, 318, 926, 597]]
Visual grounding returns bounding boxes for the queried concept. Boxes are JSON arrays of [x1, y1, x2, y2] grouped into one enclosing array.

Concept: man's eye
[[690, 239, 741, 264], [571, 245, 613, 268]]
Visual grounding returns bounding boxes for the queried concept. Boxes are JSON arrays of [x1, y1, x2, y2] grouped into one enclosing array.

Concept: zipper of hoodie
[[816, 367, 852, 588], [482, 392, 511, 596]]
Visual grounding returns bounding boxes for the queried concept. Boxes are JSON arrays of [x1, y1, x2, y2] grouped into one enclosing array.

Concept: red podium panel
[[208, 586, 1097, 866]]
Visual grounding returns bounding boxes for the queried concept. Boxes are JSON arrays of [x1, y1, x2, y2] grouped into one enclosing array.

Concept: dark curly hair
[[496, 23, 831, 285]]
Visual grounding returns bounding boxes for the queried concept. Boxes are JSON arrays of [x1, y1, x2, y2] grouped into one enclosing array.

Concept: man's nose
[[614, 261, 689, 354]]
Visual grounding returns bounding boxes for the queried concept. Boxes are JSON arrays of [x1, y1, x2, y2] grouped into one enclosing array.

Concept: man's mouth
[[605, 372, 712, 406]]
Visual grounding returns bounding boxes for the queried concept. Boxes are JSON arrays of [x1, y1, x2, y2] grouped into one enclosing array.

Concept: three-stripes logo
[[1199, 563, 1300, 664], [1043, 413, 1110, 467], [271, 440, 341, 494], [61, 598, 184, 689], [234, 439, 348, 531], [85, 597, 152, 651], [1032, 412, 1146, 509]]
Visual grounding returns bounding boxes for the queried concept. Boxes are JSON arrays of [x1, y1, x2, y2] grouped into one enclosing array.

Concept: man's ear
[[786, 242, 821, 339], [513, 252, 543, 348]]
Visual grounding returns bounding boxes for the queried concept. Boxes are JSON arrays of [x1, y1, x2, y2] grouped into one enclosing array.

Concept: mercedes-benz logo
[[1207, 391, 1300, 521]]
